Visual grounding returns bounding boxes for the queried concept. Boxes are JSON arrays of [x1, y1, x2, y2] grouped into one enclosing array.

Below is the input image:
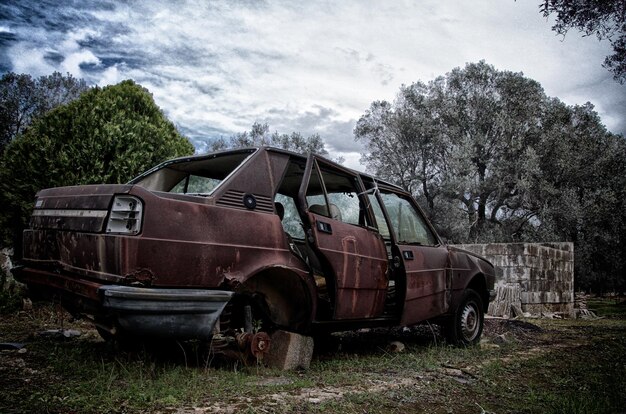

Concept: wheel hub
[[460, 302, 479, 341]]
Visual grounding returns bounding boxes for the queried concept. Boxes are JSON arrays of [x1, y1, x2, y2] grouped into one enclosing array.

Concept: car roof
[[130, 146, 403, 191]]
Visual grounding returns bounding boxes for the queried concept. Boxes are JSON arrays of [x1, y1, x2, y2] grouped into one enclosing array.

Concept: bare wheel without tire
[[443, 288, 484, 346]]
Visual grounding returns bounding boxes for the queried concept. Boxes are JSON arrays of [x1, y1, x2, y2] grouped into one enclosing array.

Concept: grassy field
[[0, 298, 625, 414]]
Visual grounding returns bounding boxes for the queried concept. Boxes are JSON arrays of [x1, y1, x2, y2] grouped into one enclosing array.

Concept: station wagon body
[[14, 147, 495, 349]]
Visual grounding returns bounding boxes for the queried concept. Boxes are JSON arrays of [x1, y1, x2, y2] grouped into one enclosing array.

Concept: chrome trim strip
[[32, 209, 108, 218]]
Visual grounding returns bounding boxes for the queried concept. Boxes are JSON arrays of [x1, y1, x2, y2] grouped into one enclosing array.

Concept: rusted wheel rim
[[460, 301, 480, 342]]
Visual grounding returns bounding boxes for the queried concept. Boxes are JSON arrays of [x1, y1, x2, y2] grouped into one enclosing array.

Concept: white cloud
[[9, 45, 55, 76], [61, 50, 100, 75], [341, 151, 365, 171], [98, 64, 121, 86]]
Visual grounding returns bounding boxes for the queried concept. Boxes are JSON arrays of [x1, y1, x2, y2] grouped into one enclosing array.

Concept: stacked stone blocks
[[453, 242, 574, 314]]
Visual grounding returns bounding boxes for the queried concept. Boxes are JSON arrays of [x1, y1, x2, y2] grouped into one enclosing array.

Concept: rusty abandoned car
[[14, 147, 495, 358]]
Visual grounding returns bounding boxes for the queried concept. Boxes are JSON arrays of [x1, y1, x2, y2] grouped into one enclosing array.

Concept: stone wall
[[453, 242, 574, 315]]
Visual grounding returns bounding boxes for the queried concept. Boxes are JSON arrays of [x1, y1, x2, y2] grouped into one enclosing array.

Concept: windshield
[[132, 151, 254, 195]]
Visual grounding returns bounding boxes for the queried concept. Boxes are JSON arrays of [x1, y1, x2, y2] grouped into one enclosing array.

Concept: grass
[[0, 269, 23, 314], [587, 296, 626, 318], [1, 300, 625, 413]]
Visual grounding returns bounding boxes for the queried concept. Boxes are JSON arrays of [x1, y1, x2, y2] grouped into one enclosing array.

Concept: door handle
[[317, 221, 332, 234], [402, 250, 414, 260]]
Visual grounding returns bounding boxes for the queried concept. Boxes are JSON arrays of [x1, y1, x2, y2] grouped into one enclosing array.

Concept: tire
[[443, 289, 484, 346]]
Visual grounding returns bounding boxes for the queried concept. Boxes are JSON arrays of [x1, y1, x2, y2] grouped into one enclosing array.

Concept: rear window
[[132, 151, 254, 195]]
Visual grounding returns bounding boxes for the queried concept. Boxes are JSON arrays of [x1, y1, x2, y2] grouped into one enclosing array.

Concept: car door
[[298, 155, 389, 320], [376, 187, 451, 325]]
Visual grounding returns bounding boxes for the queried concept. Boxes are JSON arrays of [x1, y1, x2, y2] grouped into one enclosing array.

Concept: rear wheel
[[443, 289, 484, 346], [211, 294, 274, 363]]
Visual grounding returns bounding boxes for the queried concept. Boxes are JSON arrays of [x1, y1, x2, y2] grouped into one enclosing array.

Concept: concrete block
[[495, 266, 505, 281], [520, 291, 529, 303], [539, 246, 552, 259], [522, 255, 540, 268], [451, 242, 574, 312], [485, 243, 507, 256], [490, 256, 507, 268], [525, 244, 539, 257], [265, 330, 314, 371], [529, 268, 542, 280], [526, 291, 543, 304]]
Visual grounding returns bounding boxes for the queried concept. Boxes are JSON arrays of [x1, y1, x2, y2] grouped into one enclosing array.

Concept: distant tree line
[[209, 121, 340, 162], [355, 61, 626, 293], [209, 122, 328, 155]]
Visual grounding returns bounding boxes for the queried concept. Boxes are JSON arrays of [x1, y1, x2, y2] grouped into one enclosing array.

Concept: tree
[[540, 0, 626, 83], [356, 61, 546, 242], [210, 121, 331, 157], [355, 61, 626, 292], [0, 79, 194, 249], [0, 72, 89, 152], [437, 63, 546, 241], [355, 82, 446, 206], [530, 100, 626, 292]]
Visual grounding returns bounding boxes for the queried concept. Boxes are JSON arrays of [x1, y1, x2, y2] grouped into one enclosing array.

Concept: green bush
[[0, 79, 194, 249]]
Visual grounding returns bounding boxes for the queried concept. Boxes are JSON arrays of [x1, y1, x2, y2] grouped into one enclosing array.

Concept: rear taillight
[[106, 196, 143, 235]]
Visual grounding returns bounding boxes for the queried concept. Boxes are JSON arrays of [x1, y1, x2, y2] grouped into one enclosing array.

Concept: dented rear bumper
[[13, 266, 233, 339], [100, 286, 233, 339]]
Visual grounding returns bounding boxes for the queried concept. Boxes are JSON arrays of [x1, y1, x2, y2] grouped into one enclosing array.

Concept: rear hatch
[[22, 184, 138, 282], [29, 184, 133, 233]]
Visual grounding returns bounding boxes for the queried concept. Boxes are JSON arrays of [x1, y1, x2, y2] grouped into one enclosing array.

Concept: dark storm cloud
[[0, 29, 16, 45], [1, 0, 114, 38], [44, 51, 65, 65], [0, 0, 182, 87], [0, 30, 16, 72]]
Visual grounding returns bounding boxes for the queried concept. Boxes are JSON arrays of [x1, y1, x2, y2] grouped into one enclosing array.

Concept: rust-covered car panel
[[15, 146, 495, 345], [447, 246, 497, 309], [307, 211, 388, 320], [23, 189, 305, 288], [399, 245, 450, 326]]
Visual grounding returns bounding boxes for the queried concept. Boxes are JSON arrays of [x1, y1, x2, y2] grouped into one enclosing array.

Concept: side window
[[305, 163, 367, 227], [380, 192, 437, 246], [368, 194, 391, 238], [274, 193, 305, 239], [171, 175, 220, 194], [361, 176, 390, 237]]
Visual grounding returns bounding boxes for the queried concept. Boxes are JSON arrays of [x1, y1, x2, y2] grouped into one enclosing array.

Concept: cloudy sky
[[1, 0, 624, 169]]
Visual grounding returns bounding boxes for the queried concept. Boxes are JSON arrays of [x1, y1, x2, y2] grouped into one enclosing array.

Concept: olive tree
[[355, 61, 626, 292], [356, 61, 546, 242]]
